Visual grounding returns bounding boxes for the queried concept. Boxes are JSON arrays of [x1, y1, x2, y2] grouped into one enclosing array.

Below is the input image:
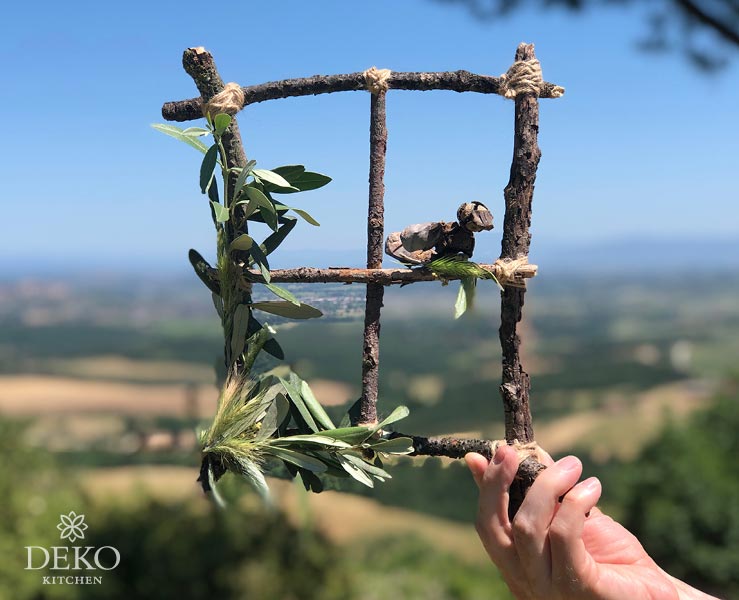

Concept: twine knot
[[491, 439, 546, 464], [202, 82, 245, 117], [499, 58, 543, 99], [363, 66, 392, 94], [492, 257, 529, 286]]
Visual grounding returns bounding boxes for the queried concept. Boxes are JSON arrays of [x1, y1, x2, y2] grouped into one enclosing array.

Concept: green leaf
[[320, 426, 373, 446], [244, 185, 278, 231], [210, 201, 230, 223], [292, 208, 320, 226], [207, 175, 219, 205], [289, 171, 332, 192], [214, 113, 232, 135], [261, 218, 297, 256], [271, 165, 306, 180], [265, 447, 327, 473], [298, 377, 335, 429], [250, 301, 322, 320], [247, 314, 284, 360], [265, 283, 299, 305], [270, 434, 350, 449], [250, 243, 271, 283], [230, 304, 250, 360], [151, 123, 209, 154], [253, 169, 298, 191], [230, 234, 254, 252], [233, 160, 256, 199], [189, 249, 220, 295], [455, 277, 476, 319], [255, 393, 290, 441], [342, 453, 392, 479], [211, 292, 224, 320], [337, 455, 374, 487], [181, 127, 211, 137], [279, 376, 319, 433], [235, 457, 271, 503], [372, 405, 410, 434], [200, 144, 219, 193], [367, 437, 415, 454], [266, 170, 332, 194], [206, 465, 227, 508]]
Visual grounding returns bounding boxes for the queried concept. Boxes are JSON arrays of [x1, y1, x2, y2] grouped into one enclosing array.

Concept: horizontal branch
[[390, 432, 494, 460], [162, 70, 565, 121], [242, 264, 537, 286]]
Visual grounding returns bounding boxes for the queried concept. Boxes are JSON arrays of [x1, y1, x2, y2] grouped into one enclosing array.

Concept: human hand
[[465, 446, 717, 600]]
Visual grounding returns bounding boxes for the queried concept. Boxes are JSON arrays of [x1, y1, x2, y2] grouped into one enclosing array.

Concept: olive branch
[[153, 113, 413, 503]]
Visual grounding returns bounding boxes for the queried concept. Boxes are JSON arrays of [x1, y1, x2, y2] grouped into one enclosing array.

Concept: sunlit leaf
[[244, 186, 278, 231], [265, 283, 299, 305], [279, 375, 319, 433], [151, 123, 209, 154], [367, 437, 415, 454], [182, 127, 211, 137], [250, 301, 322, 319], [292, 208, 320, 226], [298, 378, 335, 429], [214, 113, 232, 135], [372, 405, 410, 434], [270, 434, 350, 448], [253, 169, 298, 191], [230, 234, 254, 252], [210, 201, 230, 223]]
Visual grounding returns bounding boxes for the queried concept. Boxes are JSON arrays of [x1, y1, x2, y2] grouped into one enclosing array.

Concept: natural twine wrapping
[[202, 82, 245, 117], [499, 58, 563, 99], [363, 66, 392, 94], [491, 257, 529, 287], [490, 439, 546, 464]]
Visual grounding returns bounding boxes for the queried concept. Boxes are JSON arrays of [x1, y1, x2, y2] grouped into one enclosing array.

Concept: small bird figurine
[[385, 201, 494, 265], [385, 202, 499, 318]]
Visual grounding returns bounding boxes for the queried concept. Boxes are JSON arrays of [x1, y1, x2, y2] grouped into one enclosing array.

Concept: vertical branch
[[182, 47, 253, 492], [182, 47, 247, 204], [358, 88, 388, 426], [498, 43, 546, 518]]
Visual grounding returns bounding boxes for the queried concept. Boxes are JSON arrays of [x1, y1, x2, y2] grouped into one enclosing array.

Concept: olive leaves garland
[[153, 114, 413, 503]]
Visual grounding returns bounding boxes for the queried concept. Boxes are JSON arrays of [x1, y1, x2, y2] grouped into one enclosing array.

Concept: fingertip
[[465, 452, 488, 488]]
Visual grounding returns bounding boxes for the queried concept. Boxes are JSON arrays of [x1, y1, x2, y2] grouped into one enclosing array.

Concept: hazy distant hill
[[6, 236, 736, 278]]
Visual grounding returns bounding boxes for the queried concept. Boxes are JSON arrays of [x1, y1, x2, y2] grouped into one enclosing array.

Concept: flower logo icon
[[56, 511, 88, 543]]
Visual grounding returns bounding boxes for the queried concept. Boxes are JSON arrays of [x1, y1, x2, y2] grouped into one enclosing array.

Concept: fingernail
[[582, 477, 600, 492], [493, 446, 505, 465], [557, 456, 580, 471]]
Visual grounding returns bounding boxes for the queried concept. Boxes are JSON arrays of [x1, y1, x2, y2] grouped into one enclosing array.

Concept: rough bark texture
[[182, 47, 252, 491], [358, 90, 388, 426], [498, 43, 546, 519], [241, 264, 536, 285], [162, 70, 564, 121], [182, 48, 247, 181], [389, 432, 494, 459]]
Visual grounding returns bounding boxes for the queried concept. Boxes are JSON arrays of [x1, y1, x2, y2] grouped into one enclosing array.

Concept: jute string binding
[[363, 66, 392, 94], [492, 256, 530, 287], [490, 439, 546, 464], [499, 58, 563, 99], [202, 82, 245, 117]]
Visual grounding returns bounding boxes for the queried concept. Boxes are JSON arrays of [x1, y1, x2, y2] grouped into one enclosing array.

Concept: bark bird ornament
[[385, 202, 501, 318]]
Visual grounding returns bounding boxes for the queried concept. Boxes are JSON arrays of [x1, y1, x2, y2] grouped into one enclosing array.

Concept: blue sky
[[3, 0, 738, 272]]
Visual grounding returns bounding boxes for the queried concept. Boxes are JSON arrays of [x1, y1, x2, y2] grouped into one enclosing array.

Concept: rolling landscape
[[2, 256, 738, 598]]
